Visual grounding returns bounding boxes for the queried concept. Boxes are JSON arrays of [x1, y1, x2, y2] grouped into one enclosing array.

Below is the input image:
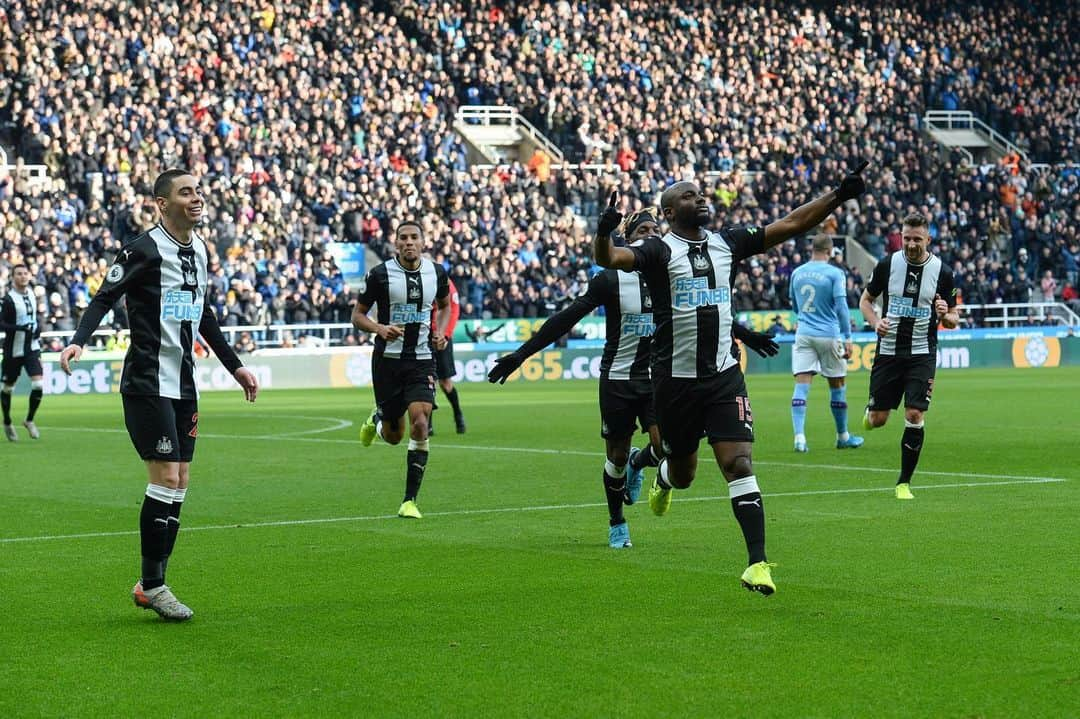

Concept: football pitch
[[2, 367, 1078, 718]]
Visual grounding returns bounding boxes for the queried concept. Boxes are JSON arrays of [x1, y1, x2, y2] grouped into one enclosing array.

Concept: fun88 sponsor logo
[[161, 290, 202, 321], [622, 312, 655, 337], [673, 277, 729, 308], [887, 296, 931, 319], [390, 303, 429, 324]]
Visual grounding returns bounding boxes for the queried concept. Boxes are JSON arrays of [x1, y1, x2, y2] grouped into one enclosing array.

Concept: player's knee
[[30, 379, 43, 391], [722, 454, 753, 479], [410, 414, 430, 437], [1, 383, 13, 394], [665, 460, 695, 489], [904, 408, 925, 425], [153, 465, 181, 489], [869, 410, 889, 428], [607, 447, 629, 467], [439, 379, 453, 393]]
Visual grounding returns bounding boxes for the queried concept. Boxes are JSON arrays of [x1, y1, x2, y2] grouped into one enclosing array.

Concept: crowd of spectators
[[0, 0, 1077, 349]]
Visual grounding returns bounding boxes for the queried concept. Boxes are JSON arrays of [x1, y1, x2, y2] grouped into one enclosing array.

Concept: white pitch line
[[0, 477, 1065, 545], [39, 426, 1072, 484], [247, 415, 353, 438]]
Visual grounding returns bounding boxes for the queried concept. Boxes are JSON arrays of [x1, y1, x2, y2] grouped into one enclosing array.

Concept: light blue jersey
[[790, 261, 851, 339]]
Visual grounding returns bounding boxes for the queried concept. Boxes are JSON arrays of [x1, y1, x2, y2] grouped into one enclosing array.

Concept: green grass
[[2, 368, 1078, 718]]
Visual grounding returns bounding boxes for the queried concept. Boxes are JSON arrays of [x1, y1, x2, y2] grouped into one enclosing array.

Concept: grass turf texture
[[1, 367, 1078, 718]]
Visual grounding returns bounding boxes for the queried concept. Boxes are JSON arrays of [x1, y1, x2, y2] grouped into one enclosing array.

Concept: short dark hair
[[902, 212, 929, 229], [395, 220, 423, 238], [811, 235, 833, 253], [12, 263, 29, 272], [153, 168, 192, 199]]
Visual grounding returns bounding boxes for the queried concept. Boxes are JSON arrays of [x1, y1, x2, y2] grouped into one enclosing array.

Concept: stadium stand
[[0, 0, 1076, 345]]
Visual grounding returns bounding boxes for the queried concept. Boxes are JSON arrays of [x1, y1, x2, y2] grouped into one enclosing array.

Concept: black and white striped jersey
[[630, 227, 765, 379], [358, 258, 449, 360], [71, 224, 242, 399], [586, 269, 653, 381], [866, 252, 956, 356], [1, 288, 40, 358], [511, 269, 654, 381]]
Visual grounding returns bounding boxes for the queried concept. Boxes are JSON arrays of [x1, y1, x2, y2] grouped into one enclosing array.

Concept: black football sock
[[404, 440, 429, 502], [162, 488, 186, 576], [729, 476, 766, 565], [630, 444, 662, 471], [603, 461, 627, 526], [140, 485, 175, 590], [1, 388, 11, 424], [899, 421, 925, 484], [26, 388, 43, 422], [445, 387, 463, 422]]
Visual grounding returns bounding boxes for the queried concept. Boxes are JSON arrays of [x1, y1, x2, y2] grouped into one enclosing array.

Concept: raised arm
[[592, 191, 636, 271], [763, 161, 868, 250]]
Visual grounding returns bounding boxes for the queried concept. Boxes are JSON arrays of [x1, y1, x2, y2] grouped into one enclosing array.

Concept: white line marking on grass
[[40, 427, 1071, 484], [247, 415, 353, 438], [0, 477, 1065, 545]]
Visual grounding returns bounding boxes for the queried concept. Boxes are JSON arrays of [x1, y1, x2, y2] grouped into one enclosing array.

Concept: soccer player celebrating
[[354, 222, 452, 519], [1, 264, 44, 440], [859, 213, 958, 500], [59, 169, 260, 621], [429, 277, 466, 436], [593, 161, 869, 595], [788, 235, 864, 452], [489, 207, 777, 549]]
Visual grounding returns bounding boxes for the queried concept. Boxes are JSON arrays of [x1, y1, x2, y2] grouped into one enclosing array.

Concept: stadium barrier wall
[[18, 331, 1079, 395]]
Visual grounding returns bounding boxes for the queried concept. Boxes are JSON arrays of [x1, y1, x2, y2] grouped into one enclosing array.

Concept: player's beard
[[685, 208, 711, 228]]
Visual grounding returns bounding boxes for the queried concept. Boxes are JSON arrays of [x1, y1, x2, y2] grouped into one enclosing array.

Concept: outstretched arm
[[488, 299, 594, 383], [763, 161, 868, 249]]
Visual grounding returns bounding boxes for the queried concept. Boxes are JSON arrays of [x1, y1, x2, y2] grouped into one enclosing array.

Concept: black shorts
[[373, 354, 437, 421], [653, 365, 754, 459], [122, 394, 199, 462], [598, 378, 656, 440], [434, 340, 456, 380], [867, 354, 936, 412], [2, 352, 43, 384]]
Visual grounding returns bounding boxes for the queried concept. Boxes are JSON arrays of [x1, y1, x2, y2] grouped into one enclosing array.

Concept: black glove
[[733, 323, 779, 358], [834, 160, 869, 203], [596, 191, 623, 237], [487, 353, 525, 384]]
